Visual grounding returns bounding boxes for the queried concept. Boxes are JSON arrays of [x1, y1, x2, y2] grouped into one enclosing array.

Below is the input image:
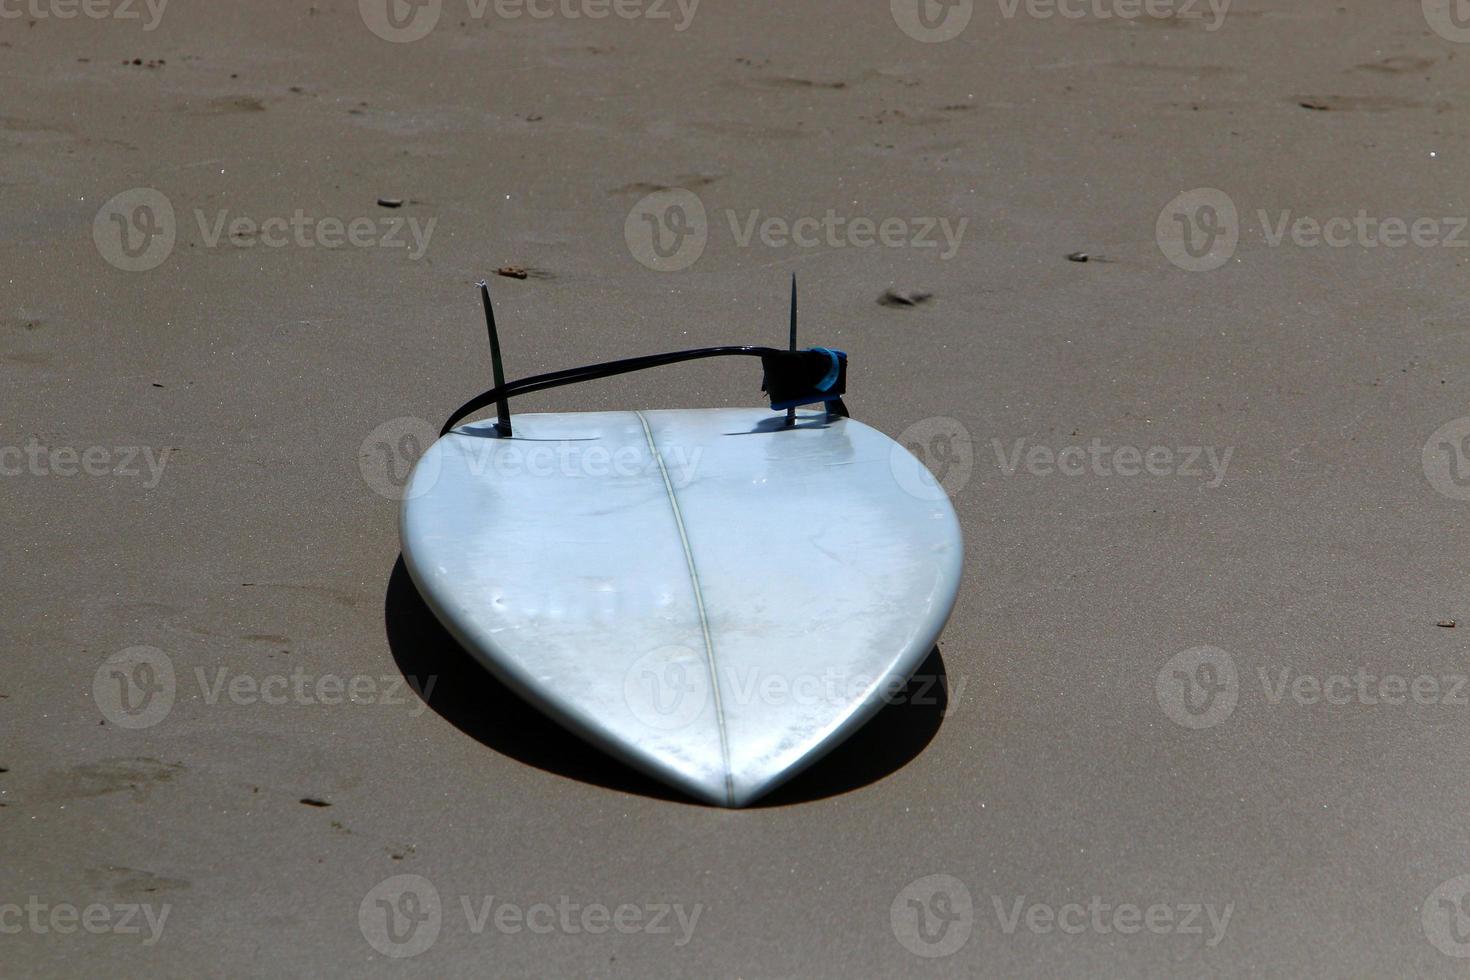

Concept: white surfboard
[[400, 407, 962, 806]]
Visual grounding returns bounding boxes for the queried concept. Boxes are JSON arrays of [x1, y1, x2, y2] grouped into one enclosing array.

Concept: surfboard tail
[[441, 277, 850, 436]]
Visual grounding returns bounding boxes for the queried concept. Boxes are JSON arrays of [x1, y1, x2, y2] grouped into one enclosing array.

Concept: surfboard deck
[[401, 407, 962, 807]]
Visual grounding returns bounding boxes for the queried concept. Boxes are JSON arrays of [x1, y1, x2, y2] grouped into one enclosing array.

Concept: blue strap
[[809, 347, 845, 392]]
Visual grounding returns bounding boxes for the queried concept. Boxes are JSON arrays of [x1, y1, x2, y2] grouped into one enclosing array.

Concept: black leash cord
[[439, 346, 778, 436]]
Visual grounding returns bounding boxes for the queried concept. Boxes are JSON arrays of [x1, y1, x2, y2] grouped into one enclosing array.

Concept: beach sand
[[5, 0, 1470, 974]]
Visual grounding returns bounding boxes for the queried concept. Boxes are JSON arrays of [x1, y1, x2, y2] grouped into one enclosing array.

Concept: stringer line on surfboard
[[635, 410, 735, 806]]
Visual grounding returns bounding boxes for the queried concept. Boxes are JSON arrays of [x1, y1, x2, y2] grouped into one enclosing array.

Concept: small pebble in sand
[[496, 266, 529, 280], [1067, 251, 1089, 262], [1437, 619, 1456, 628], [878, 288, 932, 308], [377, 197, 404, 208]]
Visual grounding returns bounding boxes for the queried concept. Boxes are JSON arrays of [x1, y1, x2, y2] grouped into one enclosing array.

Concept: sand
[[5, 0, 1470, 974]]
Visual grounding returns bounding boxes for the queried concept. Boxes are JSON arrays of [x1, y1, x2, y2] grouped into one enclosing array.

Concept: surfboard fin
[[786, 274, 798, 427], [439, 284, 850, 436], [477, 279, 513, 437]]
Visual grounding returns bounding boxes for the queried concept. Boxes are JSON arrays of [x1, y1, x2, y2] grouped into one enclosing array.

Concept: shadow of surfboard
[[384, 556, 949, 808]]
